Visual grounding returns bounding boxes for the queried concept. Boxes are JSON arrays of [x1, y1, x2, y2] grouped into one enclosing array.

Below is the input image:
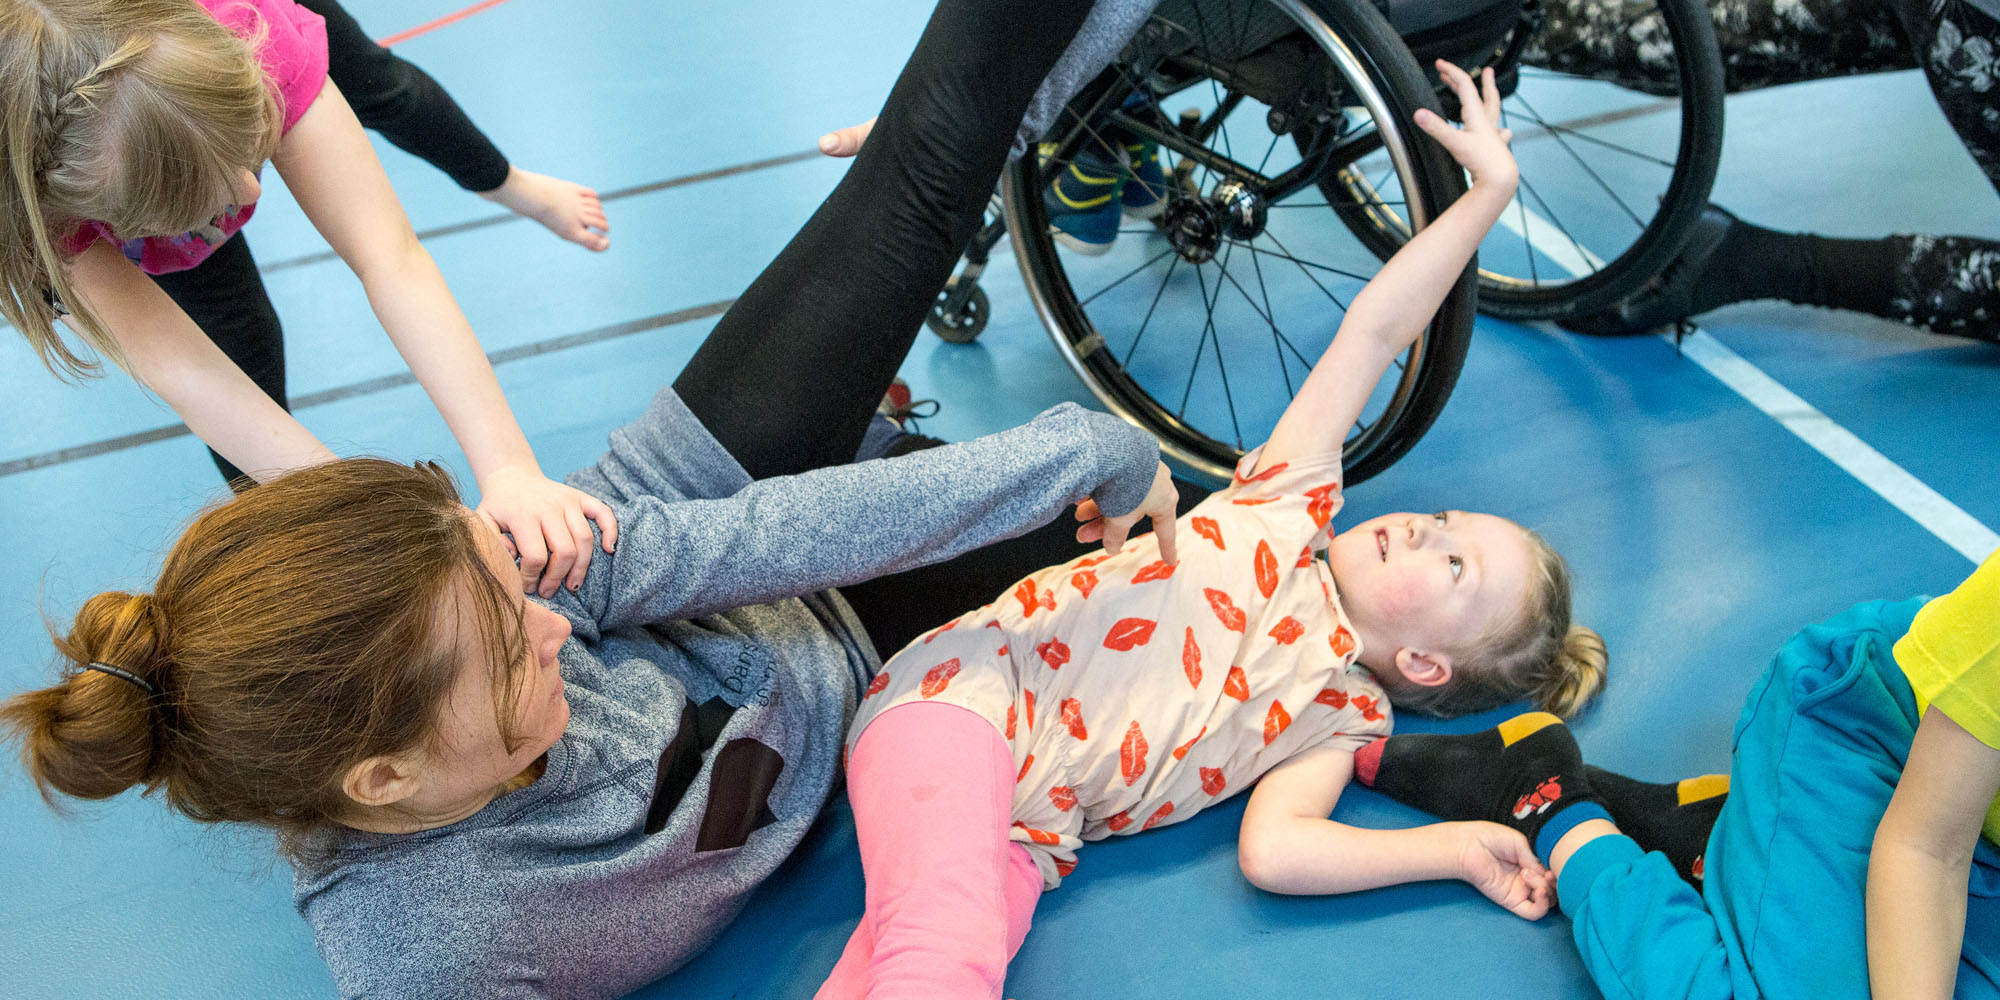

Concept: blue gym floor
[[2, 1, 1996, 997]]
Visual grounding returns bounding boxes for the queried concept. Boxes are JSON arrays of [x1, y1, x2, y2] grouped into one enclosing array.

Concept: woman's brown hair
[[0, 459, 527, 858], [0, 0, 282, 376]]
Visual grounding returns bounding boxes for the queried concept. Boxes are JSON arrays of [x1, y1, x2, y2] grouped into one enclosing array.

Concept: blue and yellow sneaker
[[1121, 137, 1169, 221], [1043, 142, 1125, 256]]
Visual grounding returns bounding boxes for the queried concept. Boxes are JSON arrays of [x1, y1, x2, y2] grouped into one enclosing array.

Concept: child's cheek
[[1371, 570, 1434, 620]]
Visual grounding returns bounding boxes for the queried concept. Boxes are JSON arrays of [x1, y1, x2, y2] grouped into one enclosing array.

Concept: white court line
[[1497, 198, 1999, 564]]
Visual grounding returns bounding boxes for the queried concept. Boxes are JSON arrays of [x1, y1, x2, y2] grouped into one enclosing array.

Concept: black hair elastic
[[82, 662, 157, 697]]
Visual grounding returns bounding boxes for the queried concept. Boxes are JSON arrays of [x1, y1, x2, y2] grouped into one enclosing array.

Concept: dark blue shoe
[[1121, 137, 1168, 221], [1044, 143, 1124, 256]]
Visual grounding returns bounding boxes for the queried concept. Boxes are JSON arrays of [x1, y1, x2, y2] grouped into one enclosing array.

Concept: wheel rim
[[1004, 0, 1460, 484], [1334, 0, 1720, 313]]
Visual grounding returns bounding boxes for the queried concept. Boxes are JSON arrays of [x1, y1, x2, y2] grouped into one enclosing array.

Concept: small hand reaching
[[475, 465, 620, 597], [1074, 461, 1179, 564], [1456, 821, 1554, 920], [1414, 61, 1517, 195]]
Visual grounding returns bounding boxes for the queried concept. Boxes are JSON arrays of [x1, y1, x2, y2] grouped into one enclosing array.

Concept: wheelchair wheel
[[1332, 0, 1725, 320], [1003, 0, 1475, 486]]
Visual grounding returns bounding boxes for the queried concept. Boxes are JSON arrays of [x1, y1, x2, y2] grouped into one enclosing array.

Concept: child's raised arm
[[1237, 743, 1552, 917], [1249, 61, 1517, 479]]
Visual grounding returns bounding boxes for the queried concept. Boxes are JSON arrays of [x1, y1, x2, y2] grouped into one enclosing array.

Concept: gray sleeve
[[554, 403, 1157, 634], [1013, 0, 1161, 157]]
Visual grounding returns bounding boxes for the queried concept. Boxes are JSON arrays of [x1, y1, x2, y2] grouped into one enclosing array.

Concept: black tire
[[1328, 0, 1725, 320], [1004, 0, 1475, 486]]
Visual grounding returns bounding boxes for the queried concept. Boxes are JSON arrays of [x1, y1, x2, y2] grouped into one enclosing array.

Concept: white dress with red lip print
[[847, 451, 1394, 889]]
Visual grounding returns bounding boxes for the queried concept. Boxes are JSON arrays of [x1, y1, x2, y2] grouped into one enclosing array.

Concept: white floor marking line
[[1499, 198, 1999, 564]]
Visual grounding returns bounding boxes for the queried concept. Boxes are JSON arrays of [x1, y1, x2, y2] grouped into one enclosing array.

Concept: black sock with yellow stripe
[[1352, 712, 1610, 862], [1584, 766, 1728, 888]]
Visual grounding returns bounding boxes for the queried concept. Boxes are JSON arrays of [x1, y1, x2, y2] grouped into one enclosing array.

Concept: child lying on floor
[[817, 61, 1610, 1000]]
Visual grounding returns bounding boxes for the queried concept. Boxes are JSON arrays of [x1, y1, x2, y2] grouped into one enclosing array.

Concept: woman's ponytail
[[3, 591, 173, 802]]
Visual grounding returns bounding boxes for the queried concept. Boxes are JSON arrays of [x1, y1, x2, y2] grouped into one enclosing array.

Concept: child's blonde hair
[[1393, 528, 1608, 719], [0, 0, 281, 376]]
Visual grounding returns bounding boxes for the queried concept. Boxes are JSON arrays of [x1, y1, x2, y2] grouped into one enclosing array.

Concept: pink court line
[[376, 0, 516, 47]]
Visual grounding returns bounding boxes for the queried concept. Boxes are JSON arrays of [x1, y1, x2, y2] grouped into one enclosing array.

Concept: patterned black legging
[[1529, 0, 2000, 337]]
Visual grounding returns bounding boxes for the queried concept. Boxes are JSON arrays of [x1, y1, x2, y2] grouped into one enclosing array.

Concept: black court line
[[257, 148, 826, 274], [0, 299, 732, 479]]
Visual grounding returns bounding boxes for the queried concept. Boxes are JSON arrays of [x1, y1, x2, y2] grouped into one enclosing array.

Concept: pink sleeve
[[199, 0, 330, 132]]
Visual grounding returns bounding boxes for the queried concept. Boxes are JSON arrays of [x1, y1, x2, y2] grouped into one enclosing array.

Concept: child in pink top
[[2, 0, 611, 595], [821, 63, 1608, 999]]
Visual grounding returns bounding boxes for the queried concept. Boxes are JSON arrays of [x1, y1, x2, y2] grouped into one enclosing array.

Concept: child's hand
[[1075, 461, 1180, 564], [1454, 821, 1553, 920], [1415, 61, 1517, 195], [475, 466, 621, 597]]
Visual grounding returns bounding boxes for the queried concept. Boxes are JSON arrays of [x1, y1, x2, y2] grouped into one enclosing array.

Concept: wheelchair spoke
[[1509, 92, 1644, 228], [1080, 248, 1177, 308], [1517, 169, 1604, 275], [1228, 235, 1370, 289], [1205, 242, 1247, 449], [1509, 105, 1680, 170], [1123, 254, 1181, 368]]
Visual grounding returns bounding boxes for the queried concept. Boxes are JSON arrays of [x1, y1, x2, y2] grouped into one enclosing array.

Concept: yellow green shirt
[[1893, 548, 2000, 845]]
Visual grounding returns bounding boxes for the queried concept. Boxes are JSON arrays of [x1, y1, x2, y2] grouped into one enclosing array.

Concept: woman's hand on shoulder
[[1073, 460, 1179, 564], [1453, 820, 1553, 920], [475, 465, 620, 597]]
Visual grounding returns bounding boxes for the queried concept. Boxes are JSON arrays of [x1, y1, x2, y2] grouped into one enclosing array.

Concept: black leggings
[[296, 0, 512, 193], [1532, 0, 2000, 338], [150, 233, 285, 486], [670, 0, 1203, 656]]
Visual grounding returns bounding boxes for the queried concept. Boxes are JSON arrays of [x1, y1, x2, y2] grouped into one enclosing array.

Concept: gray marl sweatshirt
[[291, 387, 1157, 1000]]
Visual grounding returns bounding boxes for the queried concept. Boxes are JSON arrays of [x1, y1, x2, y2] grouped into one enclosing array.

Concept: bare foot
[[481, 167, 610, 251], [818, 116, 876, 157]]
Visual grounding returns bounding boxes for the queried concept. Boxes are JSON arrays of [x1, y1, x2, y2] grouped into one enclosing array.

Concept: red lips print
[[1025, 690, 1036, 732], [1234, 460, 1288, 486], [1314, 688, 1348, 710], [1018, 754, 1035, 783], [1268, 616, 1305, 645], [864, 671, 890, 698], [1191, 516, 1225, 550], [1181, 627, 1202, 688], [1263, 700, 1292, 746], [1296, 545, 1315, 568], [1120, 721, 1149, 786], [1353, 694, 1383, 722], [1305, 483, 1338, 529], [1056, 858, 1077, 877], [921, 619, 957, 644], [1141, 801, 1175, 831], [1205, 588, 1247, 632], [1038, 638, 1071, 670], [1223, 666, 1250, 701], [1061, 698, 1088, 740], [1014, 579, 1056, 618], [1172, 727, 1206, 760], [1103, 617, 1157, 651], [919, 659, 960, 698], [1131, 560, 1177, 584], [1329, 626, 1356, 658], [1071, 567, 1100, 598], [1105, 810, 1134, 832], [1254, 541, 1279, 599], [1004, 703, 1017, 740], [1200, 767, 1227, 796], [1049, 785, 1077, 812], [1014, 822, 1060, 845]]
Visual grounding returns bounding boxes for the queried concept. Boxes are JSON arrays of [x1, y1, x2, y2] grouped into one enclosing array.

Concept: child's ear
[[1392, 647, 1453, 689], [342, 755, 422, 809]]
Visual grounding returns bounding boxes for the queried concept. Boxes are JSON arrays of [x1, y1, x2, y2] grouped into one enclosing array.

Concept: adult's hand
[[1073, 461, 1179, 564]]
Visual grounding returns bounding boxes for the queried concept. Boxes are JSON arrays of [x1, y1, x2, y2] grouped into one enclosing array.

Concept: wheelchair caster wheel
[[927, 279, 989, 343]]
